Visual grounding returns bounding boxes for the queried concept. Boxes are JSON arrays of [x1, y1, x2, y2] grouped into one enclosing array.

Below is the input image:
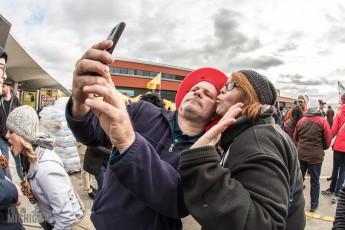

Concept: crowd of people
[[1, 36, 345, 230]]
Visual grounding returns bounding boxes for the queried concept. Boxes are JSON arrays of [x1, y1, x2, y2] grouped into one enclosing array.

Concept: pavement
[[9, 146, 337, 229]]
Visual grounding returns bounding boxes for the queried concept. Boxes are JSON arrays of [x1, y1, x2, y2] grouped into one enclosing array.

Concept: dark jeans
[[299, 160, 322, 209], [0, 136, 24, 181], [330, 150, 345, 196], [95, 159, 108, 195]]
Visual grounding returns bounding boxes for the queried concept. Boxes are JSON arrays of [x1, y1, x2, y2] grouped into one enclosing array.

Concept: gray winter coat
[[27, 143, 83, 229]]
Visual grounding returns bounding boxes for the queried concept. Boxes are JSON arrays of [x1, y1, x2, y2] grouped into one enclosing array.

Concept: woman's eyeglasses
[[221, 82, 238, 91]]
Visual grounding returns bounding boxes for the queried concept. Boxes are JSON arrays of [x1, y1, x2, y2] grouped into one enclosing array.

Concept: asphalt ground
[[9, 146, 337, 230]]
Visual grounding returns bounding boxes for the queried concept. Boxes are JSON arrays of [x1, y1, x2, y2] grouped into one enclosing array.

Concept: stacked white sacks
[[39, 97, 81, 173]]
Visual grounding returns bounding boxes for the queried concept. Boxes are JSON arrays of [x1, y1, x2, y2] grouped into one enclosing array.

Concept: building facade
[[109, 58, 193, 102], [110, 58, 295, 109]]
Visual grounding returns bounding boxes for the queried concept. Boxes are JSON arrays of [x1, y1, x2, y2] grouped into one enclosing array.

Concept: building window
[[120, 68, 128, 74], [150, 71, 158, 77], [128, 69, 135, 75], [136, 70, 143, 76], [162, 73, 170, 79], [175, 75, 184, 81], [113, 67, 121, 74]]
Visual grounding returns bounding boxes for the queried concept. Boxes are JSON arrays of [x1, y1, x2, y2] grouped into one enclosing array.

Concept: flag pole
[[159, 79, 161, 99], [339, 81, 341, 105]]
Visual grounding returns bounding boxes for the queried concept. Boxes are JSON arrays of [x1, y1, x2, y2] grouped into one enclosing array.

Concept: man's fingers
[[90, 40, 113, 51], [74, 75, 108, 90], [83, 84, 124, 108], [85, 98, 117, 119], [104, 73, 115, 87], [76, 40, 115, 76], [75, 58, 110, 77]]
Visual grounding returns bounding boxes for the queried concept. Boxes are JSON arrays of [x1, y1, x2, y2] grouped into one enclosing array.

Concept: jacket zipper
[[169, 144, 174, 152]]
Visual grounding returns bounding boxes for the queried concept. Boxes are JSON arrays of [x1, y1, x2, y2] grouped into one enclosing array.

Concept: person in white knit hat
[[5, 105, 94, 230]]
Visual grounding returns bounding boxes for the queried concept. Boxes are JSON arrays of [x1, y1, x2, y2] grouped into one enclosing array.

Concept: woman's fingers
[[191, 103, 243, 149]]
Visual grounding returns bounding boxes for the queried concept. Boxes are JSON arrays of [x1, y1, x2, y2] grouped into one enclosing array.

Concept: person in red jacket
[[294, 99, 332, 212], [321, 93, 345, 203]]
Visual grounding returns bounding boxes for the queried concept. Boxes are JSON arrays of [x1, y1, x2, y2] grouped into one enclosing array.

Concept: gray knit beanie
[[239, 70, 277, 105], [6, 105, 39, 143]]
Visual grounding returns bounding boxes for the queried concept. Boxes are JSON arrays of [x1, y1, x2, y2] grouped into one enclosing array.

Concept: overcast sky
[[1, 0, 345, 104]]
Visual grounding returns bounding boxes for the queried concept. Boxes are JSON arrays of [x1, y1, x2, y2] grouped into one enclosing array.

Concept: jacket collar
[[219, 114, 274, 152]]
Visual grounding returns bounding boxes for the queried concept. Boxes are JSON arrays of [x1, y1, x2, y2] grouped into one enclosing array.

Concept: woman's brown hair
[[232, 72, 261, 122]]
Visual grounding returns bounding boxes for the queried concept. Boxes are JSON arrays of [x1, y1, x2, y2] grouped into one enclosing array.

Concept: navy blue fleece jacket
[[66, 99, 199, 230]]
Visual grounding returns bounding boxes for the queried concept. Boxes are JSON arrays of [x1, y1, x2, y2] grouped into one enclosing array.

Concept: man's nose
[[193, 89, 202, 97]]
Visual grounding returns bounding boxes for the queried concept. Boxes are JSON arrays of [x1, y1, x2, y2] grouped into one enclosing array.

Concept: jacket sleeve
[[0, 179, 18, 209], [333, 185, 345, 229], [179, 146, 288, 230], [294, 120, 301, 142], [332, 111, 341, 136], [284, 108, 292, 123], [12, 95, 20, 108], [65, 97, 111, 148], [109, 133, 188, 219], [38, 166, 79, 229], [322, 119, 332, 149]]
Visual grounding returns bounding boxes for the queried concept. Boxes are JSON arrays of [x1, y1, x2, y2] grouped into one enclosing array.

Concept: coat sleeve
[[284, 108, 292, 123], [322, 119, 332, 149], [333, 185, 345, 229], [0, 179, 18, 209], [332, 111, 341, 136], [179, 146, 288, 230], [38, 166, 79, 229], [109, 133, 188, 219]]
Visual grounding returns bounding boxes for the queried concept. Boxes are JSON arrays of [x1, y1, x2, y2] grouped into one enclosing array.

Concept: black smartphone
[[91, 22, 126, 77], [106, 22, 126, 54]]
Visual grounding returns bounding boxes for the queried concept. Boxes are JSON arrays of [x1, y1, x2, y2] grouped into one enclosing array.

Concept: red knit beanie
[[175, 67, 228, 109]]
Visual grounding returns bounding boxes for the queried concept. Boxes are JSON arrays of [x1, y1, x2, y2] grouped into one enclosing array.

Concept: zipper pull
[[169, 144, 174, 152]]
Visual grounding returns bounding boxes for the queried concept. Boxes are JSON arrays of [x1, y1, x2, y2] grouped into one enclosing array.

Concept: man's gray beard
[[181, 106, 200, 120]]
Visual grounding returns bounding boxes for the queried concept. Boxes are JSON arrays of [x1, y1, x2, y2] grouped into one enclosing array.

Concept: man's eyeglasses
[[221, 82, 239, 91], [0, 64, 6, 78]]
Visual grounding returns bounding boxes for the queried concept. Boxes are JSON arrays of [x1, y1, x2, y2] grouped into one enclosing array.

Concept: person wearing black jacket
[[179, 70, 306, 230], [84, 145, 111, 195]]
